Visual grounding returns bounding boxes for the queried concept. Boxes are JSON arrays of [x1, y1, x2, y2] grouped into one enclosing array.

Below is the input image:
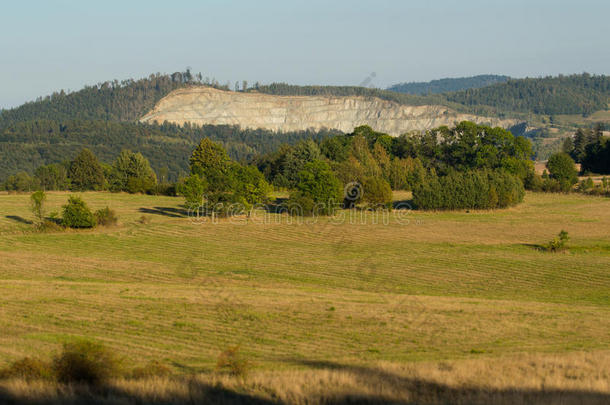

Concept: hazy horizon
[[2, 0, 609, 109]]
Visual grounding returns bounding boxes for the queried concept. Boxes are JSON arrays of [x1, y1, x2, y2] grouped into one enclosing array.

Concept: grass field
[[0, 190, 609, 402]]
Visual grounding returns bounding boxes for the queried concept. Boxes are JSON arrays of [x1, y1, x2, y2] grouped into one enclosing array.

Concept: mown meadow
[[0, 190, 609, 403]]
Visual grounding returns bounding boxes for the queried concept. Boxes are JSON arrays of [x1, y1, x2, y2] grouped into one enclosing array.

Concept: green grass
[[0, 191, 609, 372]]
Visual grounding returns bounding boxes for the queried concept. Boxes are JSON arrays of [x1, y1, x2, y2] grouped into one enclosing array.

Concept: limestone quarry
[[140, 87, 520, 135]]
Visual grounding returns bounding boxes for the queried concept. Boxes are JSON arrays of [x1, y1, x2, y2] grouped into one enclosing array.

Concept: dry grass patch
[[0, 352, 608, 404]]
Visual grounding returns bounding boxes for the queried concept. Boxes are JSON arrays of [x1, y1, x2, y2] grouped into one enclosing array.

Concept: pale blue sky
[[1, 0, 608, 108]]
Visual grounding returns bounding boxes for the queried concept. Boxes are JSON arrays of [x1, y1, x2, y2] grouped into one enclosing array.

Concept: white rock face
[[140, 87, 519, 136]]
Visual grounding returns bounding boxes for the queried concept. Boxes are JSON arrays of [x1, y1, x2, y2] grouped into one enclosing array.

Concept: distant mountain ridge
[[446, 74, 609, 115], [387, 75, 510, 95]]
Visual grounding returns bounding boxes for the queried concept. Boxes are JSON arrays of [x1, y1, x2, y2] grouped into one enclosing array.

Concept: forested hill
[[446, 74, 609, 116], [387, 75, 510, 95], [0, 70, 228, 126], [3, 72, 607, 128], [255, 74, 609, 117]]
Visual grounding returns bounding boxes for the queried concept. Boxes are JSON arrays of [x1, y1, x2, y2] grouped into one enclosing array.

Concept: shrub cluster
[[52, 340, 122, 384], [413, 170, 525, 210], [0, 340, 124, 385], [94, 207, 118, 226], [62, 196, 97, 228], [545, 230, 570, 252], [0, 343, 174, 384], [0, 357, 52, 381], [0, 341, 253, 384]]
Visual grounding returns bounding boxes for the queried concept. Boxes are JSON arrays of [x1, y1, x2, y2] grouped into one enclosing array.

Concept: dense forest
[[387, 75, 510, 95], [0, 120, 338, 182], [0, 74, 185, 125], [0, 70, 238, 125], [446, 74, 609, 116], [256, 74, 609, 116], [2, 73, 607, 127], [562, 124, 610, 174]]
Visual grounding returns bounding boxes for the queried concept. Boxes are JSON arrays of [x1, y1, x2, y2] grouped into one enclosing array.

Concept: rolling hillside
[[0, 190, 608, 380], [387, 74, 510, 95]]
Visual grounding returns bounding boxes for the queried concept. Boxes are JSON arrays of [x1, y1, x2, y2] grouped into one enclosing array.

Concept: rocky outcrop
[[140, 87, 520, 135]]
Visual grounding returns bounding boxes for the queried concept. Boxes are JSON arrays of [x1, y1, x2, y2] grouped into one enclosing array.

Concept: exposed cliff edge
[[140, 87, 520, 135]]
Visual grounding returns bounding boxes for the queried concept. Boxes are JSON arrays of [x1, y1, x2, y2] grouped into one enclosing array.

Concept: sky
[[1, 0, 609, 109]]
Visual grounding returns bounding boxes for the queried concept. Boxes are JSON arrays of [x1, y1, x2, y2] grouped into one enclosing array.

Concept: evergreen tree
[[35, 163, 69, 191], [110, 150, 157, 193], [68, 149, 105, 191]]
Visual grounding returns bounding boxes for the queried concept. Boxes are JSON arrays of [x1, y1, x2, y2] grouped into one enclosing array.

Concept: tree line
[[6, 121, 595, 212], [387, 75, 510, 95], [2, 148, 161, 194], [562, 124, 609, 174], [252, 122, 537, 211], [0, 119, 338, 182]]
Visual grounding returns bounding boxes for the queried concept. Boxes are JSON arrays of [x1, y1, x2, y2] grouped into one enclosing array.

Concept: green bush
[[361, 176, 393, 209], [52, 340, 122, 384], [109, 150, 157, 194], [206, 192, 249, 217], [541, 177, 562, 192], [177, 174, 207, 210], [153, 183, 177, 196], [545, 230, 570, 252], [413, 170, 524, 210], [284, 191, 316, 216], [546, 152, 578, 191], [94, 207, 118, 226], [69, 149, 106, 191], [524, 171, 544, 191], [2, 172, 39, 192], [62, 196, 97, 228], [291, 160, 342, 216], [0, 357, 52, 381]]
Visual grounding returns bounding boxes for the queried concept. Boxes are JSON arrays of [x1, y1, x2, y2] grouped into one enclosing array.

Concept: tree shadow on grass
[[1, 361, 608, 405], [138, 207, 188, 218], [521, 243, 547, 252], [0, 380, 279, 405], [5, 215, 33, 225], [284, 359, 610, 405], [393, 198, 415, 210]]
